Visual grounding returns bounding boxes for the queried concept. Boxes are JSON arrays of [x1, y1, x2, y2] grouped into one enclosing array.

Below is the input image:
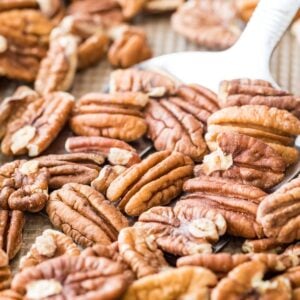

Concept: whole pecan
[[46, 183, 129, 247], [70, 92, 149, 142], [1, 90, 74, 157], [0, 249, 11, 291], [197, 131, 286, 189], [135, 205, 226, 256], [219, 78, 300, 119], [145, 99, 207, 161], [109, 68, 178, 97], [118, 226, 169, 278], [0, 160, 49, 212], [0, 9, 53, 82], [34, 153, 104, 189], [257, 176, 300, 243], [180, 176, 266, 238], [144, 0, 184, 13], [207, 105, 300, 165], [108, 25, 152, 68], [0, 210, 25, 260], [65, 136, 140, 167], [19, 229, 80, 270], [12, 255, 133, 299], [171, 0, 241, 50], [123, 266, 217, 300], [107, 151, 194, 216]]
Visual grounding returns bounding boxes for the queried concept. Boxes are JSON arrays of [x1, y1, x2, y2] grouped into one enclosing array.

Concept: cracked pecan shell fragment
[[46, 183, 129, 247], [70, 92, 148, 142], [107, 151, 194, 216], [145, 99, 207, 161], [12, 255, 132, 300]]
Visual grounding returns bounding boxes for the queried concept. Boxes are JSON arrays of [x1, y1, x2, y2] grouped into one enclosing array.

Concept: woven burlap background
[[2, 15, 299, 271]]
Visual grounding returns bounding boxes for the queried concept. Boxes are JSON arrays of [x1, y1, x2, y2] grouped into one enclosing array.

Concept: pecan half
[[109, 68, 178, 97], [207, 105, 300, 165], [34, 153, 104, 189], [123, 266, 217, 300], [46, 183, 129, 247], [180, 176, 266, 238], [12, 256, 132, 299], [257, 176, 300, 243], [1, 90, 74, 157], [108, 25, 152, 68], [65, 136, 140, 167], [0, 249, 11, 291], [171, 0, 241, 50], [19, 229, 80, 270], [107, 151, 194, 216], [197, 131, 286, 189], [70, 92, 148, 142], [0, 9, 53, 81], [145, 99, 207, 161], [0, 210, 25, 260], [144, 0, 184, 13], [242, 238, 284, 253]]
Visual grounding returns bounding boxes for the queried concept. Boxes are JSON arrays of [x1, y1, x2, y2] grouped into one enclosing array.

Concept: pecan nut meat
[[123, 266, 217, 300], [0, 289, 22, 300], [180, 176, 266, 238], [242, 238, 284, 253], [145, 98, 207, 161], [108, 25, 152, 68], [197, 131, 286, 189], [144, 0, 184, 13], [116, 0, 146, 19], [0, 160, 49, 212], [12, 255, 132, 300], [107, 151, 194, 216], [19, 229, 80, 270], [257, 176, 300, 243], [46, 183, 129, 247], [0, 249, 11, 291], [0, 210, 25, 260], [70, 92, 149, 142]]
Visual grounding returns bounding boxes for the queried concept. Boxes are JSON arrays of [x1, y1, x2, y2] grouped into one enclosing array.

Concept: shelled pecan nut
[[12, 255, 132, 299], [116, 0, 146, 19], [0, 9, 53, 82], [107, 151, 194, 216], [0, 249, 11, 291], [206, 105, 300, 165], [257, 176, 300, 243], [0, 160, 49, 212], [109, 68, 177, 97], [0, 210, 25, 260], [0, 289, 22, 300], [19, 229, 80, 270], [145, 98, 207, 161], [197, 131, 286, 189], [135, 204, 226, 256], [180, 176, 266, 238], [123, 266, 217, 300], [70, 92, 148, 141], [35, 153, 104, 189], [171, 0, 241, 50], [242, 238, 284, 253], [81, 242, 121, 262], [118, 226, 169, 278], [144, 0, 184, 13], [108, 25, 152, 68], [65, 136, 140, 167], [1, 90, 74, 157], [46, 183, 129, 247]]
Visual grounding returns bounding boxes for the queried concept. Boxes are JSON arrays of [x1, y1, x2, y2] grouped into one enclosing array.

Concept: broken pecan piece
[[107, 151, 194, 216], [108, 25, 152, 68], [207, 105, 300, 165], [0, 249, 11, 291], [46, 183, 129, 247], [145, 98, 207, 161], [65, 136, 140, 167], [12, 255, 132, 299], [180, 176, 266, 238], [19, 229, 80, 270], [197, 131, 286, 189], [171, 0, 241, 50], [0, 210, 25, 260], [123, 266, 217, 300], [34, 153, 104, 189], [109, 68, 177, 97], [257, 176, 300, 243], [70, 92, 148, 142]]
